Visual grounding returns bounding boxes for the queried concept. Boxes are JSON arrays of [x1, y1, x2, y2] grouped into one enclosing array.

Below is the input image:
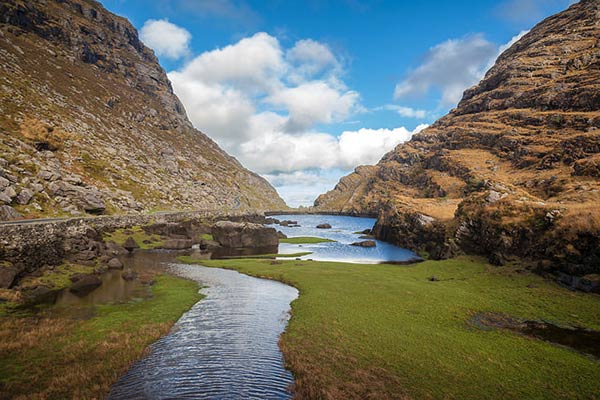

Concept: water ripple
[[109, 265, 298, 400]]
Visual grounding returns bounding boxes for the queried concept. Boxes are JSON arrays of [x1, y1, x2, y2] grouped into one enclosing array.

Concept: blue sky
[[100, 0, 575, 206]]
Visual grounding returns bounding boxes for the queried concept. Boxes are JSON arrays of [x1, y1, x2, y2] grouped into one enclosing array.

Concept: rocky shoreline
[[0, 211, 278, 307]]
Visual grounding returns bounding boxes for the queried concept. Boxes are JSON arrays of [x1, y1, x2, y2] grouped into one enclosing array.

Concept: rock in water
[[212, 221, 278, 248], [350, 240, 376, 248], [70, 275, 102, 295], [123, 237, 139, 252], [316, 223, 332, 229], [107, 258, 123, 269], [121, 268, 138, 281]]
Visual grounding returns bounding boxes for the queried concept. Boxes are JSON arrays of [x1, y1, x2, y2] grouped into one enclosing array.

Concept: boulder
[[123, 237, 139, 252], [69, 275, 102, 295], [279, 220, 298, 226], [0, 176, 9, 190], [0, 261, 17, 288], [212, 221, 278, 248], [350, 240, 376, 247], [162, 238, 193, 250], [107, 258, 123, 269], [0, 192, 12, 204], [104, 241, 128, 255], [3, 186, 17, 199], [16, 188, 34, 205], [199, 239, 221, 250], [121, 268, 138, 281], [316, 223, 332, 229], [277, 230, 288, 239], [0, 205, 22, 221]]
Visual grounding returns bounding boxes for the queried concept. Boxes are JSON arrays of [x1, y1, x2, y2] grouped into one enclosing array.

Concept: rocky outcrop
[[0, 0, 286, 220], [212, 221, 278, 248], [314, 0, 600, 288]]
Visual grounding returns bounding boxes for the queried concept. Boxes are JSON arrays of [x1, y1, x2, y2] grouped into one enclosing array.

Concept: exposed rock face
[[315, 1, 600, 284], [212, 221, 279, 248], [0, 0, 286, 220]]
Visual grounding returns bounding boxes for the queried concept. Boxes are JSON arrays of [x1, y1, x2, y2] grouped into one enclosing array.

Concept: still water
[[109, 264, 298, 399], [270, 214, 419, 263]]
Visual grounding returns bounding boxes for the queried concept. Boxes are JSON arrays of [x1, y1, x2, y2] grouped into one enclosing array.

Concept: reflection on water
[[523, 322, 600, 359], [51, 250, 188, 317], [271, 214, 419, 263], [109, 264, 298, 400]]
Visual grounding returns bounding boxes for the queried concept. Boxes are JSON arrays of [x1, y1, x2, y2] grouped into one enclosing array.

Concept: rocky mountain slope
[[315, 0, 600, 289], [0, 0, 286, 220]]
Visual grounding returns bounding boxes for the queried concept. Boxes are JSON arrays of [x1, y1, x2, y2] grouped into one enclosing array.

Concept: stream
[[108, 264, 298, 399]]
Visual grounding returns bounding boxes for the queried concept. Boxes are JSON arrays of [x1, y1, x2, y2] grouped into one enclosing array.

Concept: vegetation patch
[[103, 226, 164, 249], [280, 236, 336, 244], [0, 274, 201, 399], [193, 257, 600, 399], [199, 233, 214, 241]]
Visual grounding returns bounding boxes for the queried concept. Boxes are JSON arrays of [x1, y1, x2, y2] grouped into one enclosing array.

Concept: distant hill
[[314, 0, 600, 289], [0, 0, 286, 220]]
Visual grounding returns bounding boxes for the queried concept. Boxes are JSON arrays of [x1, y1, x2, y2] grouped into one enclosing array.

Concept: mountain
[[0, 0, 286, 220], [315, 0, 600, 288]]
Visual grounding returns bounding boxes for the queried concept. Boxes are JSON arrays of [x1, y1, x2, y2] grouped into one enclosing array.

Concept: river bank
[[184, 256, 600, 399], [0, 271, 200, 399]]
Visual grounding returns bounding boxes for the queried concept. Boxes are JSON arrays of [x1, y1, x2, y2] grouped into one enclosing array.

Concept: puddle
[[471, 312, 600, 359]]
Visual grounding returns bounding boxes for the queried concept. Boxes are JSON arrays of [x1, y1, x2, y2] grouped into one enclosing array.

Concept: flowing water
[[270, 214, 419, 263], [109, 264, 298, 399]]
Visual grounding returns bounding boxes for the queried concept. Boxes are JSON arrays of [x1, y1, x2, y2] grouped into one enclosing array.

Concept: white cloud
[[394, 34, 497, 106], [379, 105, 427, 119], [177, 32, 285, 92], [262, 170, 345, 207], [266, 81, 359, 132], [286, 39, 339, 82], [168, 31, 426, 206], [337, 125, 427, 168], [140, 19, 191, 60]]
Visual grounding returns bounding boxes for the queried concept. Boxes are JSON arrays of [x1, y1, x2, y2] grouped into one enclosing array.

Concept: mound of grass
[[192, 256, 600, 399], [280, 236, 336, 244], [0, 274, 201, 399], [199, 233, 214, 241], [103, 226, 164, 250]]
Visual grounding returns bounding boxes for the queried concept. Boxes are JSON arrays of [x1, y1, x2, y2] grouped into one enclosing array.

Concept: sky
[[99, 0, 576, 207]]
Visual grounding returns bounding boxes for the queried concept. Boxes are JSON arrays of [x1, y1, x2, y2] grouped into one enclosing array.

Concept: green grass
[[18, 263, 95, 291], [280, 236, 336, 244], [0, 274, 201, 398], [102, 226, 164, 249], [189, 256, 600, 399], [199, 233, 214, 241]]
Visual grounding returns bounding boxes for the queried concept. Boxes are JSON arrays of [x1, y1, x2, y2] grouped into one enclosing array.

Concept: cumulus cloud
[[378, 105, 427, 119], [394, 34, 497, 106], [267, 82, 359, 132], [168, 31, 427, 205], [140, 19, 191, 60], [337, 125, 427, 168], [177, 32, 285, 92]]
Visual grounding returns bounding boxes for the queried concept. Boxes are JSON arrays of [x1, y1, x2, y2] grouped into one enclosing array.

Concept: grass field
[[280, 236, 336, 244], [189, 256, 600, 399], [0, 275, 201, 399]]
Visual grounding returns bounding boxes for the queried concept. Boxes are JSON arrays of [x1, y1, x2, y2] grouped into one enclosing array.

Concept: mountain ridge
[[314, 0, 600, 290], [0, 0, 286, 219]]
